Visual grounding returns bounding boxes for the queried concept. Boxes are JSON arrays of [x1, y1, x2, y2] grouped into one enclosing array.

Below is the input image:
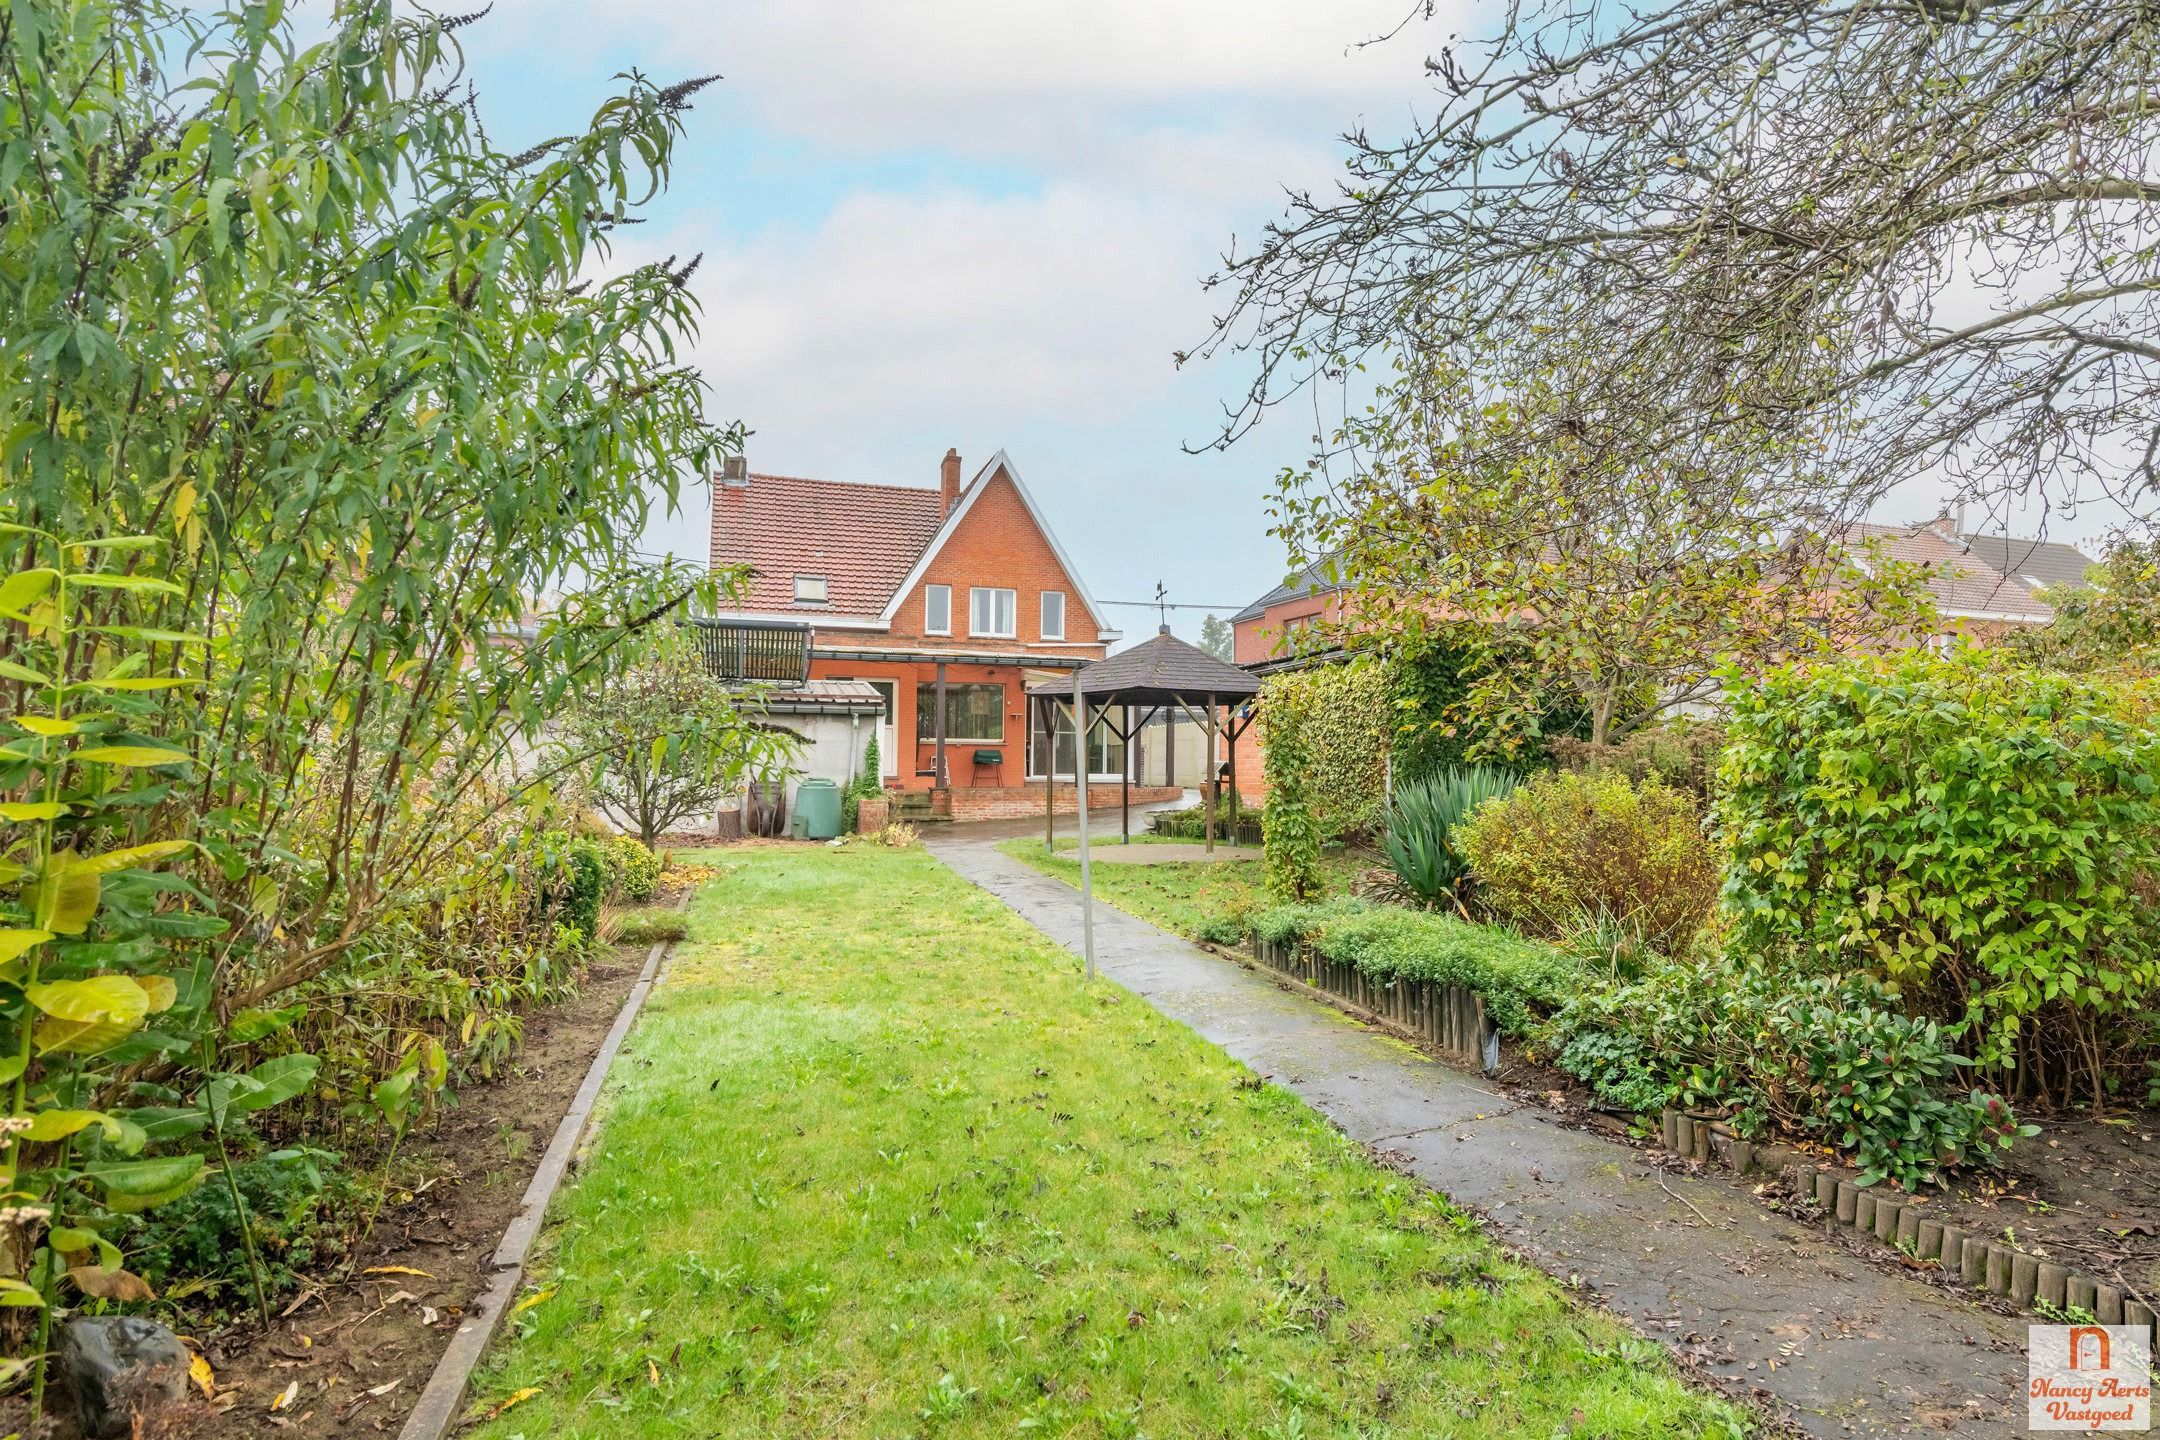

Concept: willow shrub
[[1456, 770, 1719, 952], [1718, 652, 2160, 1108]]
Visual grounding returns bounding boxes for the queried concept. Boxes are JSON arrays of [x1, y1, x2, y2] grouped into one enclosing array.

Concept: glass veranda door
[[1028, 700, 1125, 780]]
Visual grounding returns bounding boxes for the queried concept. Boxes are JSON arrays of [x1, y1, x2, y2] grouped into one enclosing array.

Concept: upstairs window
[[970, 586, 1016, 638], [793, 575, 829, 605], [924, 584, 952, 635], [1040, 590, 1066, 640]]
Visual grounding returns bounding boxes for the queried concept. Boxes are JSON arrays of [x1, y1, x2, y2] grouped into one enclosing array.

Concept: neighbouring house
[[706, 447, 1184, 822], [1840, 516, 2096, 647], [1220, 517, 2097, 803]]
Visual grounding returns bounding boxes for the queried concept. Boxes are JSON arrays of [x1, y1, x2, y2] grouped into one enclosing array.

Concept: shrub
[[600, 835, 662, 902], [1380, 766, 1519, 906], [1259, 664, 1392, 839], [1548, 718, 1726, 801], [1457, 770, 1718, 951], [537, 833, 607, 940], [1718, 651, 2160, 1107], [1151, 802, 1262, 843], [1261, 690, 1326, 902], [125, 1149, 359, 1315], [1550, 954, 2030, 1189], [1252, 899, 1583, 1037]]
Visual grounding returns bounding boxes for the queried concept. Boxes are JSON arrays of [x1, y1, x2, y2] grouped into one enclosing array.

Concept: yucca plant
[[1380, 767, 1520, 908]]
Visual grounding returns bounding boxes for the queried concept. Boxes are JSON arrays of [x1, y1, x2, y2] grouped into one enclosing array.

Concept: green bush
[[1718, 651, 2160, 1105], [1550, 954, 2029, 1189], [1150, 802, 1262, 843], [1457, 769, 1718, 951], [1548, 718, 1726, 801], [125, 1148, 357, 1315], [1380, 766, 1519, 906], [600, 834, 662, 902], [1252, 899, 1582, 1038], [1259, 664, 1392, 839], [1260, 688, 1326, 903], [537, 832, 607, 940]]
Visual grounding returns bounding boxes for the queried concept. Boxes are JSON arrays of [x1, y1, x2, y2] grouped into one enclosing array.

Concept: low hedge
[[1250, 899, 1583, 1037]]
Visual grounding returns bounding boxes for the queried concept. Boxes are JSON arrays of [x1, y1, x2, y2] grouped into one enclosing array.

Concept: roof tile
[[709, 473, 944, 619]]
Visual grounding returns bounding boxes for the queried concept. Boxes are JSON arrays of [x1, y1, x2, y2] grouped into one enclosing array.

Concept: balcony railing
[[688, 618, 811, 687]]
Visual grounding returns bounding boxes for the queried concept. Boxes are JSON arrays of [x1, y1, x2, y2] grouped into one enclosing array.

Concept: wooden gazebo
[[1026, 627, 1262, 851]]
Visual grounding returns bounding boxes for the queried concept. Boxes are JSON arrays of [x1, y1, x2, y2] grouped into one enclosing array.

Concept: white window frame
[[969, 586, 1017, 639], [793, 575, 828, 605], [1040, 590, 1066, 641], [923, 584, 952, 636]]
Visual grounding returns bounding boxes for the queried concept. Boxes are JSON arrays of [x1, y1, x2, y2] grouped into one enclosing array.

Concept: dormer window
[[793, 575, 829, 605]]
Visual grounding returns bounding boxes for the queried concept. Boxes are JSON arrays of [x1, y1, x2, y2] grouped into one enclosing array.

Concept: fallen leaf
[[188, 1352, 216, 1399], [270, 1380, 298, 1412], [68, 1267, 154, 1302], [475, 1386, 542, 1420], [364, 1379, 401, 1399], [510, 1285, 557, 1317], [646, 1358, 660, 1385], [363, 1265, 433, 1279]]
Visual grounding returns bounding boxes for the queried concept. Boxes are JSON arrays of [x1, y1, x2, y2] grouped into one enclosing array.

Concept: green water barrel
[[795, 778, 842, 839]]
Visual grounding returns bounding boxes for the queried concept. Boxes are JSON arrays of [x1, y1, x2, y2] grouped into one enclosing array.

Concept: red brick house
[[709, 448, 1177, 819]]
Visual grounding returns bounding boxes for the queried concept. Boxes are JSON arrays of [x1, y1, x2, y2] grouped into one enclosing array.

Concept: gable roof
[[1028, 629, 1259, 705], [1842, 520, 2070, 622], [875, 450, 1118, 638], [709, 471, 944, 622], [1953, 532, 2096, 592], [1230, 553, 1342, 624], [707, 449, 1114, 638]]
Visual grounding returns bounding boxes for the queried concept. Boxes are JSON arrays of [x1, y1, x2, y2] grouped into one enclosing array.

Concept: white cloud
[[483, 0, 1447, 160]]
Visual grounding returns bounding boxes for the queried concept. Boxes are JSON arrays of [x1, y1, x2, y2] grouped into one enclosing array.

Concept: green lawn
[[467, 844, 1742, 1439], [999, 836, 1364, 944]]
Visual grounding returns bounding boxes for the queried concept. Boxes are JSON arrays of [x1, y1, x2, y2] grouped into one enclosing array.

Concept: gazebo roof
[[1027, 629, 1261, 706]]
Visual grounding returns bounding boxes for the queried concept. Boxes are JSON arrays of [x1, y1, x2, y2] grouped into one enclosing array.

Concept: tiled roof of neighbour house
[[1029, 629, 1261, 705], [709, 472, 946, 620], [1841, 520, 2060, 621], [1953, 532, 2098, 593], [1230, 553, 1343, 623]]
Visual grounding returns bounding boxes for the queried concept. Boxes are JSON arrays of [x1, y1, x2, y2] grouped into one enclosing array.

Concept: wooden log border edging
[[1655, 1105, 2158, 1344], [1248, 937, 1498, 1076], [396, 894, 694, 1440]]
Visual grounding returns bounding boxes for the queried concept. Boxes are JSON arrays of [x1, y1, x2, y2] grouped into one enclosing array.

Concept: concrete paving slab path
[[927, 828, 2031, 1439]]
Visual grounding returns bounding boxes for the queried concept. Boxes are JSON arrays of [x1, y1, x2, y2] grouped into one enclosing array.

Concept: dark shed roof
[[1027, 630, 1261, 706]]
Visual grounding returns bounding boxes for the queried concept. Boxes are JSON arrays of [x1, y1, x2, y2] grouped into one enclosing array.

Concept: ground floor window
[[916, 681, 1004, 742], [1027, 700, 1126, 779]]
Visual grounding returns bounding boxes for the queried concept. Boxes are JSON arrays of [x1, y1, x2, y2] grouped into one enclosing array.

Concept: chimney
[[719, 455, 748, 487], [939, 448, 961, 517]]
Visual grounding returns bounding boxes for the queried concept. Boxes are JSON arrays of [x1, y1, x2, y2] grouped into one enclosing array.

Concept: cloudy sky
[[461, 3, 2139, 645], [460, 1, 1443, 641]]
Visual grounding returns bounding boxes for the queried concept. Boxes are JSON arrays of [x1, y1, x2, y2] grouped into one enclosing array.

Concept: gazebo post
[[1202, 692, 1218, 855]]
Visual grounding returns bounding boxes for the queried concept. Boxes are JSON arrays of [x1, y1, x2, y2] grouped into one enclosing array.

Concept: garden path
[[928, 824, 2031, 1439]]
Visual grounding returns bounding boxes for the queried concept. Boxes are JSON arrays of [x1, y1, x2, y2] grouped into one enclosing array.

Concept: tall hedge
[[1717, 652, 2160, 1107], [1260, 664, 1392, 838]]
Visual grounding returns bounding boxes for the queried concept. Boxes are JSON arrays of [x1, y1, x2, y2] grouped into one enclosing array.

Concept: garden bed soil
[[134, 942, 651, 1439], [1906, 1109, 2160, 1304]]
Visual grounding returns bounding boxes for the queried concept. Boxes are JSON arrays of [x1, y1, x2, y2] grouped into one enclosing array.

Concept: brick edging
[[1655, 1107, 2157, 1341]]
